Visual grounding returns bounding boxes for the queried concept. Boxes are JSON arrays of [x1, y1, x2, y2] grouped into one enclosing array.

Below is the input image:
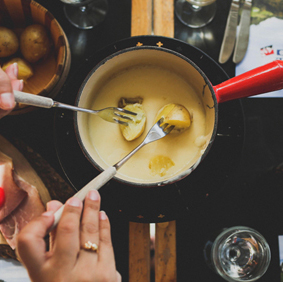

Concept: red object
[[214, 60, 283, 103], [0, 187, 5, 208]]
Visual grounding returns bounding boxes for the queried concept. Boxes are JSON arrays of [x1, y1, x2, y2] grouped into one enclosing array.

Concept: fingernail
[[13, 63, 18, 77], [87, 190, 99, 201], [99, 211, 107, 220], [42, 211, 54, 217], [66, 197, 82, 207], [19, 79, 24, 91], [0, 93, 15, 110], [46, 202, 51, 210]]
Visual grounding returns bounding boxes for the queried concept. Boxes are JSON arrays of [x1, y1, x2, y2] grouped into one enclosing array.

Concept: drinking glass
[[60, 0, 108, 29], [204, 226, 271, 281], [175, 0, 217, 28]]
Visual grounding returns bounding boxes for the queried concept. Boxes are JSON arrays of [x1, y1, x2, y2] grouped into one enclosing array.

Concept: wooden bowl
[[0, 0, 71, 114]]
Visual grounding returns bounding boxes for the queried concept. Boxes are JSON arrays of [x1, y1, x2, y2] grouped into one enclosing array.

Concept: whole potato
[[0, 27, 19, 58], [20, 24, 51, 63]]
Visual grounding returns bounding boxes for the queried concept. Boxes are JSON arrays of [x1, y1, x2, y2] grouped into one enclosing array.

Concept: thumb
[[16, 211, 54, 274]]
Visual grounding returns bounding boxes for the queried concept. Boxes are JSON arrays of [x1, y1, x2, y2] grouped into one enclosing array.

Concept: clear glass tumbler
[[204, 226, 271, 281], [175, 0, 217, 28]]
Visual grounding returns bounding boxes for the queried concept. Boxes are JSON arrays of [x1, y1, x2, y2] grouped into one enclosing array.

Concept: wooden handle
[[13, 90, 54, 109], [51, 166, 117, 230]]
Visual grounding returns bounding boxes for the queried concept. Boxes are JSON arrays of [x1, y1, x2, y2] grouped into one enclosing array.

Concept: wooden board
[[153, 0, 174, 37], [129, 223, 151, 282], [0, 135, 51, 205], [155, 222, 176, 282], [0, 135, 74, 260], [130, 0, 176, 281], [131, 0, 152, 36]]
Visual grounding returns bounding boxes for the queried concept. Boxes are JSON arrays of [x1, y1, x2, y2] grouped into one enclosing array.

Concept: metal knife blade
[[218, 0, 240, 64], [233, 0, 253, 63]]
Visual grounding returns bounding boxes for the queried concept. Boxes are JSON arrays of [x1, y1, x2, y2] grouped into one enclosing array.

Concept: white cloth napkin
[[235, 17, 283, 97]]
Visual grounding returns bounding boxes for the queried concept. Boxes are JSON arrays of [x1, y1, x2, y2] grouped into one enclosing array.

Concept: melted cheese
[[87, 65, 209, 183]]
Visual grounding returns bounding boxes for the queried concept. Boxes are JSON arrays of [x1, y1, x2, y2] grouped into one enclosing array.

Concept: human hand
[[0, 63, 23, 118], [16, 190, 121, 282]]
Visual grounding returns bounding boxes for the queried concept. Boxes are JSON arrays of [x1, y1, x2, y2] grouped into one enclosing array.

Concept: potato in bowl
[[0, 0, 71, 114]]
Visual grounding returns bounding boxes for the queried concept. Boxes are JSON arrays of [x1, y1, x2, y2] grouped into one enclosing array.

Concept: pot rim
[[74, 45, 219, 187]]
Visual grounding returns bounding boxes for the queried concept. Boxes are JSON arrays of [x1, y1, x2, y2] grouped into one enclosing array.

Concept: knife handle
[[214, 60, 283, 103], [218, 0, 240, 64], [233, 0, 252, 63]]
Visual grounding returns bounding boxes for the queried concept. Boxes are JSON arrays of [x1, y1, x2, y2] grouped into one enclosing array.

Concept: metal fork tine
[[165, 125, 175, 134], [161, 122, 169, 130], [114, 112, 133, 121], [158, 117, 165, 125], [115, 108, 137, 116], [113, 118, 128, 126]]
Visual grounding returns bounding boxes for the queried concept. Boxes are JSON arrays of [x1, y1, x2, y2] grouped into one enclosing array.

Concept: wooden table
[[129, 1, 176, 281]]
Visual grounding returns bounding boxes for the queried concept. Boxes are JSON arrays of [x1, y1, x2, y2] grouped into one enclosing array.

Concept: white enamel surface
[[76, 48, 216, 185]]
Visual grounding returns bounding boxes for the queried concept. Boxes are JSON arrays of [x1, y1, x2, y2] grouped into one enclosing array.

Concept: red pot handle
[[213, 60, 283, 103]]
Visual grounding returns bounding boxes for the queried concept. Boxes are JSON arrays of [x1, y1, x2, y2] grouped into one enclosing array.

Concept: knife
[[218, 0, 240, 64], [233, 0, 253, 63]]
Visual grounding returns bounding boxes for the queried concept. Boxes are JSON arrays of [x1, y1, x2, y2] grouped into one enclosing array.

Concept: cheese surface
[[87, 65, 209, 183]]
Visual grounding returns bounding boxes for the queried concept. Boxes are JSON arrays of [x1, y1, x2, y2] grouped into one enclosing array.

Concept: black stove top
[[54, 36, 245, 223]]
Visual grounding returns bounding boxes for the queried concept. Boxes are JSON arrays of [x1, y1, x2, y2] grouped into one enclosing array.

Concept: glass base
[[206, 227, 271, 282], [64, 0, 108, 30], [175, 0, 216, 28]]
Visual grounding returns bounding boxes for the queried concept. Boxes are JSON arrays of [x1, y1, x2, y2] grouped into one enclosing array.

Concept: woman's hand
[[0, 63, 23, 118], [16, 190, 121, 282]]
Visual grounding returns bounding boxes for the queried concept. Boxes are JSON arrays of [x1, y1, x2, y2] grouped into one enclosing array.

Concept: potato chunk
[[149, 155, 175, 176], [119, 103, 146, 141], [0, 27, 19, 58], [155, 103, 191, 133], [20, 24, 51, 63], [2, 58, 33, 81]]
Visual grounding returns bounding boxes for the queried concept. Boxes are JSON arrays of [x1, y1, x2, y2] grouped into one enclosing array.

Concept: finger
[[4, 63, 24, 92], [47, 200, 63, 212], [52, 197, 82, 268], [97, 211, 116, 266], [46, 200, 63, 250], [11, 79, 24, 91], [79, 190, 100, 259], [4, 63, 18, 80], [5, 64, 23, 93], [116, 272, 122, 282], [0, 68, 15, 112], [16, 211, 54, 275], [5, 63, 23, 109]]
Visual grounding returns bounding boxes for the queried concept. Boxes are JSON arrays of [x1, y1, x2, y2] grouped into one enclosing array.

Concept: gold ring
[[82, 241, 98, 252]]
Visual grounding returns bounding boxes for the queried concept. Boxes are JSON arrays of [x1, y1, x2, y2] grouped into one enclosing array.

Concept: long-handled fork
[[13, 90, 137, 125], [51, 118, 174, 230]]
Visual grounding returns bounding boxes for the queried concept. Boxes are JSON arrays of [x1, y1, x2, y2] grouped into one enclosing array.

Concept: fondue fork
[[13, 90, 137, 125], [51, 118, 174, 230]]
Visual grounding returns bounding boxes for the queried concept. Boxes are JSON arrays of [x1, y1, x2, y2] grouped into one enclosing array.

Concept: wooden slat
[[131, 0, 152, 36], [152, 1, 176, 279], [129, 222, 151, 282], [155, 221, 177, 282], [130, 1, 152, 281], [153, 0, 174, 37], [130, 1, 176, 281]]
